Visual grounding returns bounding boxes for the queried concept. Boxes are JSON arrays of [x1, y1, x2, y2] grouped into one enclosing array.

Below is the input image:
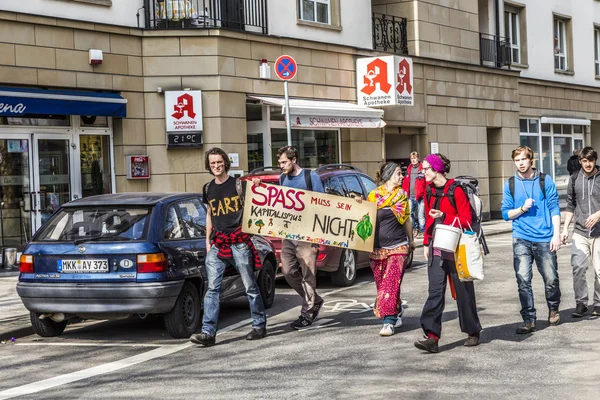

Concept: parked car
[[16, 193, 277, 339], [241, 164, 413, 287]]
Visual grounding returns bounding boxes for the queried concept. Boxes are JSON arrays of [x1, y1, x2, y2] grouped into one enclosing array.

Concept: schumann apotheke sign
[[164, 90, 203, 148]]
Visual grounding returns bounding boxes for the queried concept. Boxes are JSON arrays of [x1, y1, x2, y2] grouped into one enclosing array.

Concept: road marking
[[322, 299, 373, 314], [16, 342, 181, 348], [0, 281, 373, 399], [296, 318, 340, 331]]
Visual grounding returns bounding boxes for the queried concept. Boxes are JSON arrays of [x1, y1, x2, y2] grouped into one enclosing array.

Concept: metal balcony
[[372, 13, 408, 55], [144, 0, 268, 34], [479, 33, 511, 68]]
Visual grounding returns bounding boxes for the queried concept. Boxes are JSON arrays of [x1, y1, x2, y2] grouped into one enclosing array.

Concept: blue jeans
[[513, 238, 561, 323], [202, 243, 266, 336], [409, 197, 425, 232]]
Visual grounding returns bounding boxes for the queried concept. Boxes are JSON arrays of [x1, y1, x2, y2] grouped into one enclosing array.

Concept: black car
[[17, 193, 277, 338]]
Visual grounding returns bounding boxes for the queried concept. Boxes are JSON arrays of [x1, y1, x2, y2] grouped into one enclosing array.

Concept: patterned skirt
[[369, 245, 410, 319]]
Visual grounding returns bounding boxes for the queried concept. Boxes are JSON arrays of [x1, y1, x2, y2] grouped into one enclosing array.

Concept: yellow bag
[[454, 231, 484, 281]]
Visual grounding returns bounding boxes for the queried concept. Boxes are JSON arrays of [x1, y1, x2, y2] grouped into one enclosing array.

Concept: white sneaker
[[379, 323, 395, 336]]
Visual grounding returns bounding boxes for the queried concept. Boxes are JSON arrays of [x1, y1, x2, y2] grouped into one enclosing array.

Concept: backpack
[[426, 176, 489, 255], [279, 169, 313, 191], [508, 172, 546, 200]]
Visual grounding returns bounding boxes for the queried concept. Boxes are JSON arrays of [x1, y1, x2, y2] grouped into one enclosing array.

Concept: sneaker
[[414, 336, 439, 353], [591, 306, 600, 317], [246, 327, 267, 340], [379, 323, 395, 336], [311, 298, 324, 321], [394, 305, 404, 328], [515, 322, 536, 334], [291, 316, 312, 330], [464, 333, 480, 347], [548, 309, 561, 325], [572, 303, 588, 318], [190, 332, 216, 347]]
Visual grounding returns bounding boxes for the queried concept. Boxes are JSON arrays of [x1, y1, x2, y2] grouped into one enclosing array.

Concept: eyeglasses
[[422, 166, 433, 172]]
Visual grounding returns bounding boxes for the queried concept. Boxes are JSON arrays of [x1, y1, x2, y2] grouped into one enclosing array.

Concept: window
[[340, 175, 364, 199], [595, 27, 600, 76], [504, 10, 521, 64], [177, 199, 206, 238], [324, 177, 344, 196], [299, 0, 330, 24], [359, 175, 377, 196], [164, 205, 184, 240], [554, 17, 568, 71]]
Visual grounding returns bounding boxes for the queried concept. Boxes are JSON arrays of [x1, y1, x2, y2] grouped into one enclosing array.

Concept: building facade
[[0, 0, 598, 248]]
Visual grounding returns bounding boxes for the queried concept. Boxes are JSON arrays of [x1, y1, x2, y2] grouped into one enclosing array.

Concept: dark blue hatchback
[[17, 193, 277, 338]]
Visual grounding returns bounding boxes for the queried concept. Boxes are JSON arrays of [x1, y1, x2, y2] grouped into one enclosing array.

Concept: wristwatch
[[520, 206, 525, 213]]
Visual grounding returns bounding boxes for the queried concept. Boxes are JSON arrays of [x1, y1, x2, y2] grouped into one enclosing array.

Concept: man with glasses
[[254, 146, 325, 329]]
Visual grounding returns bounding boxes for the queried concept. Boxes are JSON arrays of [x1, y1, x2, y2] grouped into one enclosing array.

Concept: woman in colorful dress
[[367, 162, 415, 336]]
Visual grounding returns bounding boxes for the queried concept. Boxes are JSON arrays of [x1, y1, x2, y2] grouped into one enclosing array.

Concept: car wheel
[[258, 259, 276, 309], [30, 312, 68, 337], [331, 249, 357, 287], [164, 281, 201, 338]]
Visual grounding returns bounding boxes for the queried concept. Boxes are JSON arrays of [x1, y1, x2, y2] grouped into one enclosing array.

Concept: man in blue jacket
[[501, 145, 562, 334]]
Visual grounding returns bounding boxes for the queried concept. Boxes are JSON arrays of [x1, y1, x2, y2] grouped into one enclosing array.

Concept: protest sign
[[242, 183, 377, 252]]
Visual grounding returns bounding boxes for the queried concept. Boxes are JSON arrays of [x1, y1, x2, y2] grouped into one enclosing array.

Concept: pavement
[[0, 219, 513, 343]]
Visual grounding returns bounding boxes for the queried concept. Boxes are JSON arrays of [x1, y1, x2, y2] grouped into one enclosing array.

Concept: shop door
[[0, 135, 33, 246], [32, 134, 75, 232]]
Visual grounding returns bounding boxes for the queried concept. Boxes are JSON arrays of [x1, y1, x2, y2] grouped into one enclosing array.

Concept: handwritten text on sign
[[242, 183, 377, 253]]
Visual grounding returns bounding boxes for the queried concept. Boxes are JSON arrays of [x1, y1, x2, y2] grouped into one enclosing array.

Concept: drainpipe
[[495, 0, 501, 67]]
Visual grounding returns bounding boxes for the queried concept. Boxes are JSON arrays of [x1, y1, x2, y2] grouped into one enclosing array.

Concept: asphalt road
[[1, 232, 599, 400]]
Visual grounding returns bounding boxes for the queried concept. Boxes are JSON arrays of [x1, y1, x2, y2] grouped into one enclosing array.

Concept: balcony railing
[[372, 13, 408, 55], [144, 0, 268, 34], [479, 33, 511, 68]]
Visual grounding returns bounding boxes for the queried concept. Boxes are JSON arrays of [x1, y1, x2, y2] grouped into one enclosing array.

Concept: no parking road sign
[[275, 55, 297, 81]]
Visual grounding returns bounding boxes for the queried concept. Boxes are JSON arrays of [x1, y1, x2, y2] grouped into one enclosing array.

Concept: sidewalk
[[0, 218, 514, 342]]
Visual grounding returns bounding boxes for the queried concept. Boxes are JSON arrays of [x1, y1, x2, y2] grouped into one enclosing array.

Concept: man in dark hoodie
[[562, 147, 600, 318]]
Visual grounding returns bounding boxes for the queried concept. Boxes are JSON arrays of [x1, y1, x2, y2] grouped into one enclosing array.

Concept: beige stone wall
[[0, 13, 146, 194], [372, 0, 481, 65]]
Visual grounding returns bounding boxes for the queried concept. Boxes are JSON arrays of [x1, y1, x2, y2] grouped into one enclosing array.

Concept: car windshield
[[35, 207, 152, 242]]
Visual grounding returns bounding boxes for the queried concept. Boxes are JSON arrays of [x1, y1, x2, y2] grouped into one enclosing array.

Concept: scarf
[[368, 185, 409, 225]]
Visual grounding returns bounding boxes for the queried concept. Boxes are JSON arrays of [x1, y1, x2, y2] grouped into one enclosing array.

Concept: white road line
[[0, 282, 372, 399], [16, 343, 181, 348], [0, 318, 248, 400]]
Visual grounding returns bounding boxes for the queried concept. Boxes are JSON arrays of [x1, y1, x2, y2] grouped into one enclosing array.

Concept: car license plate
[[58, 259, 109, 273]]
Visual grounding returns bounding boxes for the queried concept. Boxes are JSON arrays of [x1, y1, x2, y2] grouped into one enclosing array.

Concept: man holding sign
[[254, 146, 325, 329]]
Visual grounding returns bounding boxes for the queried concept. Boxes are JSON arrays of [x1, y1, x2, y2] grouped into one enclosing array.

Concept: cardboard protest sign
[[242, 183, 377, 253]]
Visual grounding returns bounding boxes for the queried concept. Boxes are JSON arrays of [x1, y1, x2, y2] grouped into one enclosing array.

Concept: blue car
[[17, 193, 277, 338]]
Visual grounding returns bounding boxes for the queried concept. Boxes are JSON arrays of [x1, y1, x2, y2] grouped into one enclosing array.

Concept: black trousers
[[420, 254, 482, 338]]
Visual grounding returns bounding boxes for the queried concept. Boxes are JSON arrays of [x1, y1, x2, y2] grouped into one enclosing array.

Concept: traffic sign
[[275, 55, 297, 81]]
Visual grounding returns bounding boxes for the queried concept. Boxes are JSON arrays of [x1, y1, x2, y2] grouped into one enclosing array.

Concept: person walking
[[501, 146, 562, 334], [402, 152, 426, 237], [414, 154, 482, 353], [255, 146, 325, 330], [367, 162, 415, 336], [190, 147, 266, 347], [561, 147, 600, 318]]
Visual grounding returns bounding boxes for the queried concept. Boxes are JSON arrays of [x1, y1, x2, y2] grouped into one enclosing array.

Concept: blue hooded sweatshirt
[[501, 170, 561, 242]]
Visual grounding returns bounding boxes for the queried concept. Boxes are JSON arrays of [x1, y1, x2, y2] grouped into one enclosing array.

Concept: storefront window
[[542, 137, 552, 176], [0, 115, 70, 126], [80, 116, 109, 128], [79, 135, 112, 198], [0, 139, 31, 246], [270, 128, 339, 168], [520, 136, 539, 169], [553, 136, 571, 191], [248, 132, 264, 171]]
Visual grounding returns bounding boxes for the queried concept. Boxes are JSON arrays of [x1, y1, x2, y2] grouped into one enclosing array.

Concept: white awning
[[540, 117, 591, 126], [248, 95, 385, 128]]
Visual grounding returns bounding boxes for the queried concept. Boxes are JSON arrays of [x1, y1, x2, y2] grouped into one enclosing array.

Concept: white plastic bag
[[454, 230, 484, 281]]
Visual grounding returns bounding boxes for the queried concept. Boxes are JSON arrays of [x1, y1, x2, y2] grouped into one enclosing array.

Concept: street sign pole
[[284, 80, 292, 146], [274, 55, 297, 147]]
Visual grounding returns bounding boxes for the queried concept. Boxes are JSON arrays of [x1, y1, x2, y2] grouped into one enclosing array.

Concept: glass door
[[0, 135, 32, 246], [77, 134, 113, 198], [32, 134, 73, 231]]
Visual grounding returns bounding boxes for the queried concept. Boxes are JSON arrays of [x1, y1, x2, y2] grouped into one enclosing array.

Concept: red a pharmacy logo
[[396, 59, 413, 95], [172, 93, 196, 120], [361, 58, 392, 96]]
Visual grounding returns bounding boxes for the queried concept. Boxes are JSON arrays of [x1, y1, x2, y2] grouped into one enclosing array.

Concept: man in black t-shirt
[[189, 148, 266, 347]]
